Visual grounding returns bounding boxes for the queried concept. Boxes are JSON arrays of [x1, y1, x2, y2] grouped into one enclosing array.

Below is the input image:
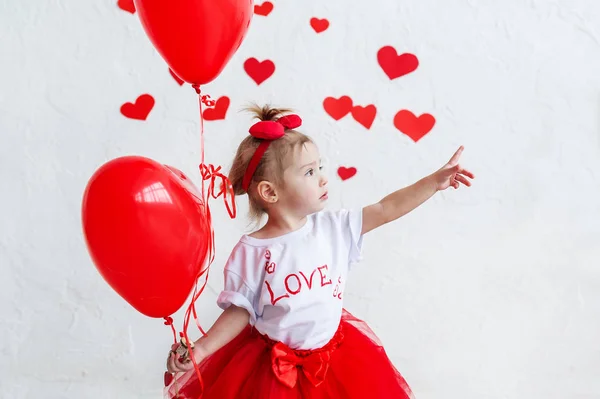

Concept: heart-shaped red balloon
[[133, 0, 254, 85], [82, 156, 211, 318]]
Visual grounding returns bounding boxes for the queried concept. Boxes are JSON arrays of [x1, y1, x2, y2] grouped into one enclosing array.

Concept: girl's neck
[[249, 213, 308, 239]]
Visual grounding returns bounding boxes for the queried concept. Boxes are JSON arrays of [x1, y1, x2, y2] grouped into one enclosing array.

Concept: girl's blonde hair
[[228, 103, 313, 222]]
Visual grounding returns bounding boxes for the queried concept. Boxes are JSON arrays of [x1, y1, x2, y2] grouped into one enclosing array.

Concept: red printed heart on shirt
[[254, 1, 273, 16], [310, 18, 330, 33], [351, 105, 377, 129], [117, 0, 135, 13], [323, 96, 353, 120], [120, 94, 155, 120], [244, 58, 275, 85], [202, 96, 230, 121], [169, 69, 184, 86], [377, 46, 419, 80], [393, 110, 435, 142], [337, 166, 357, 181]]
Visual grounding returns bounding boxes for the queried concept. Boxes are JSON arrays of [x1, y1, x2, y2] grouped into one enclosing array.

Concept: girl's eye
[[305, 168, 314, 176]]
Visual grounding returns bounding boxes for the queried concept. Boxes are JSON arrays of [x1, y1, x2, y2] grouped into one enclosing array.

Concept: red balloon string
[[163, 317, 177, 343], [168, 84, 237, 397]]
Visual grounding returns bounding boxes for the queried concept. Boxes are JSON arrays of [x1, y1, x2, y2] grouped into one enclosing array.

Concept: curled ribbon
[[199, 163, 237, 219], [270, 342, 332, 388], [192, 84, 216, 107]]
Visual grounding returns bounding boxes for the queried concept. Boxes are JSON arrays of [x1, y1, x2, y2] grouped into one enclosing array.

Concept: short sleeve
[[216, 269, 258, 324], [332, 208, 364, 265], [215, 242, 260, 325]]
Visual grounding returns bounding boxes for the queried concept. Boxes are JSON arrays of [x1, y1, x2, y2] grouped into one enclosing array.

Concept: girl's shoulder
[[221, 239, 266, 280], [226, 239, 264, 261], [312, 208, 363, 234]]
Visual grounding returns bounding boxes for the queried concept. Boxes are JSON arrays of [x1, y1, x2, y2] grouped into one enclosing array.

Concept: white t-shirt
[[216, 208, 364, 350]]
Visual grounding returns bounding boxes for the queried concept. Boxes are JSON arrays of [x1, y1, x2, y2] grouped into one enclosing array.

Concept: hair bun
[[245, 103, 294, 122]]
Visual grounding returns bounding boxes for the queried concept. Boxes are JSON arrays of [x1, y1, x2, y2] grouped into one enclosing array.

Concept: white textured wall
[[1, 0, 600, 398]]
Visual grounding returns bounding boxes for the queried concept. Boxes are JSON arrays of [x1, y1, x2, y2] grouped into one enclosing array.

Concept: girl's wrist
[[424, 173, 440, 193], [193, 337, 211, 360]]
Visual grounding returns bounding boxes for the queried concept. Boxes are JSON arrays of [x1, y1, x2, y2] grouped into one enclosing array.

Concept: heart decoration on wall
[[117, 0, 136, 14], [393, 110, 436, 142], [351, 105, 377, 129], [120, 94, 155, 121], [310, 18, 329, 33], [244, 58, 276, 85], [323, 96, 353, 120], [203, 96, 230, 121], [377, 46, 419, 80], [337, 166, 357, 181], [254, 1, 273, 16]]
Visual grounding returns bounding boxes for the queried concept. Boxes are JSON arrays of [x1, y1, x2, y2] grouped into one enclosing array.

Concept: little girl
[[164, 105, 474, 398]]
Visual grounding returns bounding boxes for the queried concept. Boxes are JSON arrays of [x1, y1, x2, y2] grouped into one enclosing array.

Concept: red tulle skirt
[[164, 310, 414, 399]]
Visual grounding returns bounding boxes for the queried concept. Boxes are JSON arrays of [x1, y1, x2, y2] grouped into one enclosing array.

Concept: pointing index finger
[[449, 145, 464, 165]]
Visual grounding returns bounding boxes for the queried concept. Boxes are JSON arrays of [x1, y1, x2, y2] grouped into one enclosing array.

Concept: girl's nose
[[320, 174, 328, 187]]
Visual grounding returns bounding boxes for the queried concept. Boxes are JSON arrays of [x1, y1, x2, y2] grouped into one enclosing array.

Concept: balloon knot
[[163, 316, 174, 326]]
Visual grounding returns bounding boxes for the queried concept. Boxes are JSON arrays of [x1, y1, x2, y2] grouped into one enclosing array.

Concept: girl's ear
[[256, 181, 278, 203]]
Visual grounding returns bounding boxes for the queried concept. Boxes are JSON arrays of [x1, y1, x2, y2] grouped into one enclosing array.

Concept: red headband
[[242, 114, 302, 192]]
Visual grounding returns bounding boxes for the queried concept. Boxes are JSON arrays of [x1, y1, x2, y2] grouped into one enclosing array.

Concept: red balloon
[[133, 0, 254, 85], [82, 156, 211, 318]]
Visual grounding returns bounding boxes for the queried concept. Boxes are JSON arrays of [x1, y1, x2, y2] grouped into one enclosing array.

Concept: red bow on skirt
[[270, 342, 332, 388]]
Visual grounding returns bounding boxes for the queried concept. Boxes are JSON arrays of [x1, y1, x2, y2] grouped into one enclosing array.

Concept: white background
[[1, 0, 599, 398]]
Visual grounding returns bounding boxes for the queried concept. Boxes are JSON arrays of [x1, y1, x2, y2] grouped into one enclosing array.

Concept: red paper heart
[[351, 105, 376, 129], [117, 0, 135, 14], [244, 58, 275, 85], [393, 110, 435, 142], [203, 96, 230, 121], [254, 1, 273, 16], [169, 69, 184, 86], [164, 372, 174, 387], [310, 18, 330, 33], [323, 96, 353, 120], [120, 94, 155, 121], [377, 46, 419, 80], [337, 166, 357, 181]]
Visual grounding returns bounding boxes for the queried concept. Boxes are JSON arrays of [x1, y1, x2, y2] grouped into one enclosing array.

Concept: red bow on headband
[[248, 114, 302, 139], [242, 114, 302, 191]]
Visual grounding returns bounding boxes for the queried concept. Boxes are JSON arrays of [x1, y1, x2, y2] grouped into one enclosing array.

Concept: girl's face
[[279, 141, 329, 217]]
